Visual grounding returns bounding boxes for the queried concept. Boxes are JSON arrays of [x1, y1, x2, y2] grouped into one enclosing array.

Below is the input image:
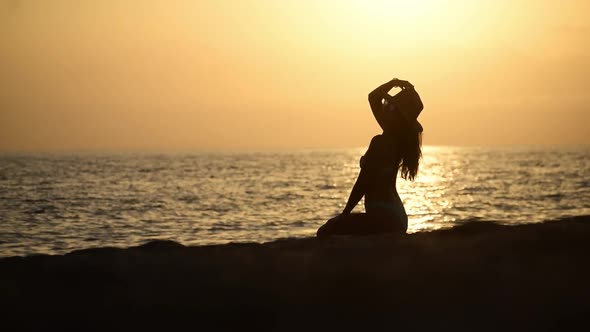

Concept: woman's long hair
[[398, 130, 422, 181], [390, 119, 422, 181]]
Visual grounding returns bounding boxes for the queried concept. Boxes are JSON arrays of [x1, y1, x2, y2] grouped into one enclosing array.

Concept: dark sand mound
[[2, 216, 590, 331]]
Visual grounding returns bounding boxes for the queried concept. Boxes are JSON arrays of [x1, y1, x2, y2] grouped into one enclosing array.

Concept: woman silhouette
[[317, 78, 423, 237]]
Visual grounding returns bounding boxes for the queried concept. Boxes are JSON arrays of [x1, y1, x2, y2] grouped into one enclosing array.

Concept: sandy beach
[[2, 215, 589, 331]]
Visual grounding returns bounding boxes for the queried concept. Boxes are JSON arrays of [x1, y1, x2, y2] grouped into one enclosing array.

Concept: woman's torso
[[360, 134, 408, 229], [360, 134, 399, 200]]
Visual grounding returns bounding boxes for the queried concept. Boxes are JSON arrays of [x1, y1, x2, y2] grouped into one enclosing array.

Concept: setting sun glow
[[1, 0, 589, 151]]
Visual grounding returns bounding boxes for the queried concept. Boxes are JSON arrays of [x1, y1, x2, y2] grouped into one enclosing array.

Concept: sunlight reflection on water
[[1, 146, 589, 256]]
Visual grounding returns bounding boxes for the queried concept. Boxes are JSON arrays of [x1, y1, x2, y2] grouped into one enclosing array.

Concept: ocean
[[1, 146, 589, 257]]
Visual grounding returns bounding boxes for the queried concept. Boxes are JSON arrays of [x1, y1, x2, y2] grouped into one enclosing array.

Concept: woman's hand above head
[[368, 77, 414, 131], [391, 78, 414, 89]]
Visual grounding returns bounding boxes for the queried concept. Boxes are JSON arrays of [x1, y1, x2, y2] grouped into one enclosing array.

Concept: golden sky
[[1, 0, 589, 151]]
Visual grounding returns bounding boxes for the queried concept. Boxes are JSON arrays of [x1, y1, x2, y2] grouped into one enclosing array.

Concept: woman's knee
[[316, 216, 341, 238], [316, 224, 326, 238], [316, 222, 333, 238]]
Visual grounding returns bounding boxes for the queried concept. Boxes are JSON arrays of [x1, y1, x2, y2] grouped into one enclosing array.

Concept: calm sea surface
[[1, 146, 589, 257]]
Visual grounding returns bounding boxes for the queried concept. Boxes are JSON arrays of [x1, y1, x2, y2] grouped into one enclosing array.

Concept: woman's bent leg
[[317, 211, 407, 238], [316, 213, 371, 238]]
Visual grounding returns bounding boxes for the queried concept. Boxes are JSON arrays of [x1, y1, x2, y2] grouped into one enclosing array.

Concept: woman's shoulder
[[369, 134, 384, 145], [365, 135, 388, 157], [369, 134, 391, 148], [364, 134, 397, 164]]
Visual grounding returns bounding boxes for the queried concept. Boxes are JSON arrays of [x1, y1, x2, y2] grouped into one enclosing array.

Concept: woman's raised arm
[[368, 78, 413, 131]]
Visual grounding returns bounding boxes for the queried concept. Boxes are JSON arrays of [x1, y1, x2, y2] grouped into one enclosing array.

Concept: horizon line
[[1, 143, 589, 154]]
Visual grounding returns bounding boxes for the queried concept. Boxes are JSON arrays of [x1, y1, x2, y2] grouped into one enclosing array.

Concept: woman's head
[[384, 88, 423, 133]]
